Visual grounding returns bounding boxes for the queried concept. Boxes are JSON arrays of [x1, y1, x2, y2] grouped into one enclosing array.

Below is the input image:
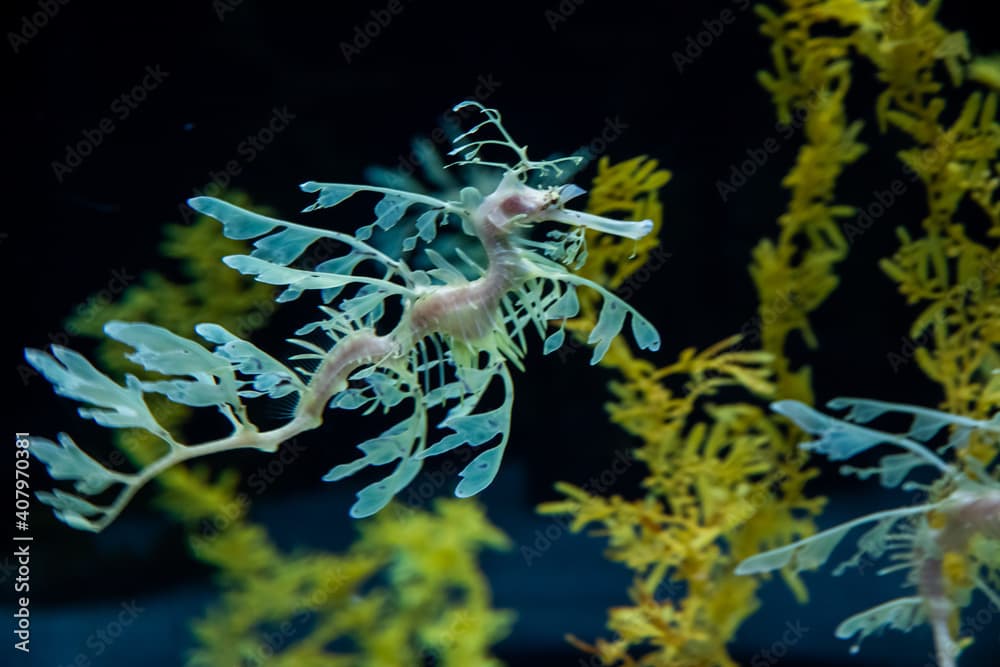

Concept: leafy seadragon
[[25, 101, 660, 531], [736, 398, 1000, 667]]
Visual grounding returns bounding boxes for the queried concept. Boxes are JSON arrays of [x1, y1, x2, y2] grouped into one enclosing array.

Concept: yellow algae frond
[[540, 153, 824, 665], [188, 500, 513, 667]]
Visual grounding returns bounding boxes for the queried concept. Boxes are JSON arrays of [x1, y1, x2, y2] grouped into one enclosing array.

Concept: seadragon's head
[[476, 171, 652, 239], [446, 101, 653, 266]]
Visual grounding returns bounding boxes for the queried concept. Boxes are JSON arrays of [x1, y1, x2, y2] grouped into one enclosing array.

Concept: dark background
[[6, 0, 999, 665]]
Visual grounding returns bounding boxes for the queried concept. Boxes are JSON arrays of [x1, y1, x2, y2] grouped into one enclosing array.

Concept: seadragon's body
[[737, 399, 1000, 667], [25, 102, 660, 530]]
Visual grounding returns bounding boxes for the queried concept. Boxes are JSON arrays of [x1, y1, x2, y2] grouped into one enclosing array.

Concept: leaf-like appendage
[[194, 192, 421, 308], [414, 209, 440, 244], [223, 256, 413, 304], [545, 286, 579, 320], [196, 323, 305, 399], [36, 489, 106, 532], [587, 298, 627, 364], [773, 400, 893, 461], [827, 397, 893, 424], [841, 452, 925, 488], [374, 194, 411, 230], [542, 327, 565, 355], [419, 360, 511, 461], [106, 322, 218, 376], [138, 379, 235, 408], [827, 397, 980, 444], [188, 196, 281, 239], [775, 399, 956, 477], [338, 285, 387, 327], [424, 248, 469, 283], [737, 503, 937, 580], [630, 313, 661, 353], [423, 380, 467, 408], [349, 457, 423, 518], [323, 416, 417, 482], [834, 597, 925, 647], [106, 321, 243, 410], [832, 517, 899, 576], [364, 371, 409, 409], [300, 182, 451, 255], [735, 523, 852, 575], [299, 181, 364, 211], [354, 193, 416, 240], [31, 434, 122, 495], [25, 347, 161, 433], [328, 389, 372, 411], [250, 226, 322, 265], [455, 446, 504, 497], [420, 406, 508, 459]]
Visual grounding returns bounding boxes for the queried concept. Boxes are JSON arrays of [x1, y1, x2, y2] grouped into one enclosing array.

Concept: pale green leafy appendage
[[734, 504, 938, 575], [835, 597, 926, 655], [772, 399, 956, 476], [24, 321, 307, 531], [27, 102, 661, 529], [740, 397, 1000, 662]]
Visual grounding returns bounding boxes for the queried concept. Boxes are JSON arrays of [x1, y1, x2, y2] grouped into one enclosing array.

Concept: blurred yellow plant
[[755, 0, 1000, 461], [754, 0, 868, 402], [540, 153, 826, 665], [188, 500, 512, 667], [736, 1, 1000, 664]]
